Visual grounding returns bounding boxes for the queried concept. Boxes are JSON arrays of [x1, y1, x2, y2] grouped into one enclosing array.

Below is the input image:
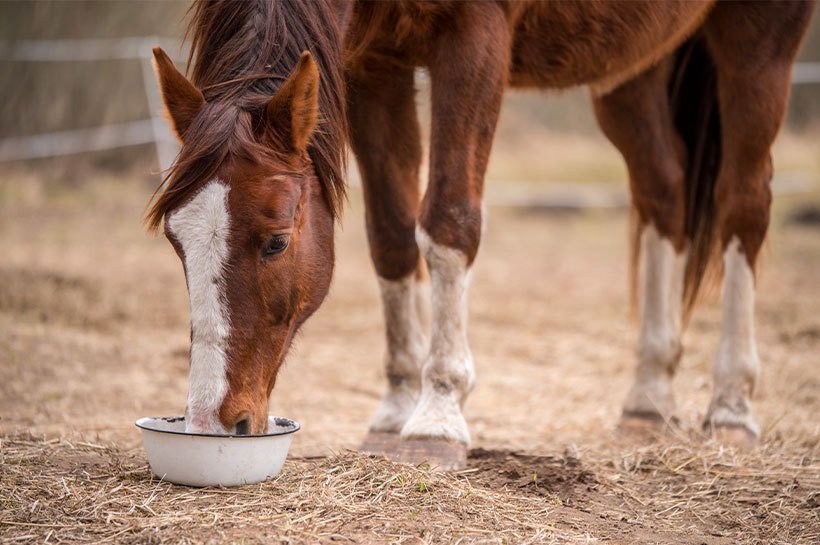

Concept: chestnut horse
[[148, 1, 814, 468]]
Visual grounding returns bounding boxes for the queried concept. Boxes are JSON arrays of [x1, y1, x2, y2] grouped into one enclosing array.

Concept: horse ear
[[152, 47, 205, 141], [264, 51, 319, 154]]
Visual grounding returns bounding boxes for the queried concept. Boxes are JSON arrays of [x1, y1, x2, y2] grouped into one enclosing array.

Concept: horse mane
[[146, 0, 347, 231]]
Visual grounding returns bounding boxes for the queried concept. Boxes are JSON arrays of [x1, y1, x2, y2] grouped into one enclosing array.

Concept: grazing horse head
[[148, 48, 339, 435]]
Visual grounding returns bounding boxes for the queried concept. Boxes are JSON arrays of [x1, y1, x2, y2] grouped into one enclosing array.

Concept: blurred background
[[1, 0, 818, 189]]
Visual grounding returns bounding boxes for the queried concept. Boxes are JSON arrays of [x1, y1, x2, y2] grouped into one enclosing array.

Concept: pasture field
[[1, 144, 819, 543]]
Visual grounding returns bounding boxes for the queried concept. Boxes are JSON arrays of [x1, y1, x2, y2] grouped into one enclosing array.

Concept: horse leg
[[592, 61, 688, 433], [348, 66, 429, 452], [701, 2, 813, 449], [395, 5, 510, 470]]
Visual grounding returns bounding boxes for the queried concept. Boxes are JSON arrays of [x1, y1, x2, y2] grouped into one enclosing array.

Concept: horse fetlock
[[370, 347, 425, 434], [714, 344, 760, 391], [386, 349, 424, 385], [369, 381, 420, 434], [637, 336, 683, 377], [398, 352, 474, 444], [703, 391, 759, 444], [400, 385, 471, 445], [423, 351, 475, 401], [622, 374, 677, 422]]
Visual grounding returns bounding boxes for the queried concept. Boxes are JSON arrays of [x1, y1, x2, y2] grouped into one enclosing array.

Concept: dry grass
[[2, 431, 817, 544]]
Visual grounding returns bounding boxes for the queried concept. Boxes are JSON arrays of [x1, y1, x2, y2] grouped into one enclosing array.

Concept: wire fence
[[1, 37, 819, 169], [0, 37, 184, 169]]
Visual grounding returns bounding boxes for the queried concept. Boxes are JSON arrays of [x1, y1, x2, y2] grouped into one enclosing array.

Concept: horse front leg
[[348, 65, 429, 452], [395, 5, 510, 470]]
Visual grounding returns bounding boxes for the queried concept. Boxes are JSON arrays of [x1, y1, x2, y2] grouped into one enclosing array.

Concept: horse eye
[[262, 234, 289, 258]]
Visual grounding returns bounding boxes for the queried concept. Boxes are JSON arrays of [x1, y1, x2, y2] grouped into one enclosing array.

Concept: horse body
[[345, 1, 714, 91], [509, 0, 715, 92], [149, 0, 815, 466]]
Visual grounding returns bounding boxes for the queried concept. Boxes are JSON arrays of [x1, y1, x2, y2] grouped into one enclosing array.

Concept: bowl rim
[[135, 415, 300, 438]]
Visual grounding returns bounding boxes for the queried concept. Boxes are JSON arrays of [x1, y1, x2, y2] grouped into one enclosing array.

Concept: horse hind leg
[[348, 65, 429, 453], [701, 1, 813, 449], [592, 59, 688, 434], [625, 223, 687, 433]]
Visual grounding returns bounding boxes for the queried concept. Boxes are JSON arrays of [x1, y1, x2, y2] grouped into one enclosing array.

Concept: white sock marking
[[369, 275, 429, 433], [708, 236, 760, 434], [624, 225, 687, 418], [401, 228, 474, 444], [166, 180, 232, 434]]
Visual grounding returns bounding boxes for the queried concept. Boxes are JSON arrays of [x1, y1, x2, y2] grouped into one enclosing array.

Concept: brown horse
[[148, 1, 815, 468]]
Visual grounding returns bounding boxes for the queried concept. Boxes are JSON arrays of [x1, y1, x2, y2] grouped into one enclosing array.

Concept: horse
[[148, 0, 815, 469]]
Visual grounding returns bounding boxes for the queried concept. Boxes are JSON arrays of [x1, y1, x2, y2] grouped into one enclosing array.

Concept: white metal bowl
[[135, 415, 299, 487]]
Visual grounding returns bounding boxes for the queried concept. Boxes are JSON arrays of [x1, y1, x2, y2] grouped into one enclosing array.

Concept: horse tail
[[669, 34, 723, 315]]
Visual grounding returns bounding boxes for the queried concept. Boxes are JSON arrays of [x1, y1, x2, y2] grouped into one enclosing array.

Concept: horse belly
[[509, 0, 715, 94]]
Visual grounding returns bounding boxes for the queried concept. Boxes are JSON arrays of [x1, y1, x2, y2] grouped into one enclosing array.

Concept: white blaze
[[166, 180, 232, 434]]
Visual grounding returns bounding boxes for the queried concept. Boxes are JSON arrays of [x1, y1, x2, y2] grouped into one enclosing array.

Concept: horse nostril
[[235, 418, 251, 435]]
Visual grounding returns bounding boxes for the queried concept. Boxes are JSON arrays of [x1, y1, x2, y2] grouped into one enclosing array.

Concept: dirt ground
[[1, 167, 818, 544]]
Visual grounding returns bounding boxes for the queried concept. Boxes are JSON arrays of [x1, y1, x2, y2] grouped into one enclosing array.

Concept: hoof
[[618, 411, 675, 439], [360, 431, 401, 456], [361, 432, 468, 471], [709, 424, 759, 451], [394, 438, 468, 471]]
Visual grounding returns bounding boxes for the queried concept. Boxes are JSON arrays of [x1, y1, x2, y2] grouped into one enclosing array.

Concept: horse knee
[[418, 202, 483, 265], [367, 219, 420, 280]]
